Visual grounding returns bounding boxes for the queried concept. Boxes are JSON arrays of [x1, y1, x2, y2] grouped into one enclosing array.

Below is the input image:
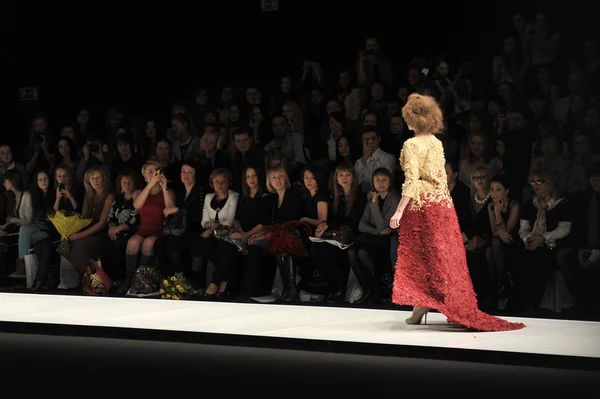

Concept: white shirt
[[354, 148, 396, 193], [201, 190, 239, 229]]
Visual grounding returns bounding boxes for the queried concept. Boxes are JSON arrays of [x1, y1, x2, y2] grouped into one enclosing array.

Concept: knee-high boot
[[117, 254, 139, 294], [356, 250, 380, 304], [277, 255, 299, 302]]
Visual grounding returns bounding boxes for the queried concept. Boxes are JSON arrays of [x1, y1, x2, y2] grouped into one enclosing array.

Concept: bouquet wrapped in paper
[[214, 226, 248, 255], [82, 259, 113, 296], [48, 211, 93, 256], [160, 273, 194, 300]]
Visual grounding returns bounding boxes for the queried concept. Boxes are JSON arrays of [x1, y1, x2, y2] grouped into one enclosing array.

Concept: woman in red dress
[[389, 94, 525, 332]]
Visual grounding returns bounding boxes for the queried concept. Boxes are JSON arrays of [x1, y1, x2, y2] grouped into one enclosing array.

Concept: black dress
[[153, 183, 204, 277], [309, 192, 368, 293]]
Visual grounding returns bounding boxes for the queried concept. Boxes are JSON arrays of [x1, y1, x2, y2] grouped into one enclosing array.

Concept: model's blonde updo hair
[[401, 93, 444, 135]]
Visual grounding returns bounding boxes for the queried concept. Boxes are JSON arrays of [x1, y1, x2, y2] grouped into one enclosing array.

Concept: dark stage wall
[[9, 0, 595, 150]]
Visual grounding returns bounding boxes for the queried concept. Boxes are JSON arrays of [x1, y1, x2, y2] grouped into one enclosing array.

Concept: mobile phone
[[58, 183, 65, 190]]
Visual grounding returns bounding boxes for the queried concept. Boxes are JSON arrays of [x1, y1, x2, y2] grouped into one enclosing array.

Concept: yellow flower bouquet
[[48, 211, 93, 256], [160, 273, 194, 300]]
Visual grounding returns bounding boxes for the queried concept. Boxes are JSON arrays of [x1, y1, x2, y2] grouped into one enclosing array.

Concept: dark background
[[8, 0, 598, 149]]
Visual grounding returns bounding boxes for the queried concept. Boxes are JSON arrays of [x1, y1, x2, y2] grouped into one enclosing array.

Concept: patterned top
[[400, 134, 451, 209], [108, 194, 140, 237]]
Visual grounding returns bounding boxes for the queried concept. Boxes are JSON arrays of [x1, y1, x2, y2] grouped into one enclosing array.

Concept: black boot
[[117, 254, 138, 294], [277, 255, 299, 302]]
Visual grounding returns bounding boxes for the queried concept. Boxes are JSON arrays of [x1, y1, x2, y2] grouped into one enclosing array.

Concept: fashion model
[[389, 94, 525, 332]]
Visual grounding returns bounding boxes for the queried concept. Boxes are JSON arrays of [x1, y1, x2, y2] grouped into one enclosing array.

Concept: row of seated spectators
[[2, 34, 600, 313], [1, 125, 599, 313]]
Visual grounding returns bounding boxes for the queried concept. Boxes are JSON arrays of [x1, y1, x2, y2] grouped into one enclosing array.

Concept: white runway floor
[[0, 293, 598, 359]]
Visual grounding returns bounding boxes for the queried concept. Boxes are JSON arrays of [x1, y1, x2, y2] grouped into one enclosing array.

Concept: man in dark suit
[[230, 129, 265, 192]]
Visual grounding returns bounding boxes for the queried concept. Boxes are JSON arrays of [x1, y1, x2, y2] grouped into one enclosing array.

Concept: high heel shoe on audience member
[[405, 306, 429, 325]]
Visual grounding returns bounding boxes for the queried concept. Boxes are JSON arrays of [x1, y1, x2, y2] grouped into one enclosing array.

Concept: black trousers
[[196, 236, 237, 285], [154, 233, 195, 278], [99, 234, 129, 281], [556, 247, 595, 305], [237, 245, 279, 299], [516, 246, 558, 309], [308, 242, 347, 290], [33, 235, 60, 281]]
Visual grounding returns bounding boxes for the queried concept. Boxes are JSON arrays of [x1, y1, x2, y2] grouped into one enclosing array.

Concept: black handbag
[[322, 225, 354, 246], [163, 209, 187, 236]]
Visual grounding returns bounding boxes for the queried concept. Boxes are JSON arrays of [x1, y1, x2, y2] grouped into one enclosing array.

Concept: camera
[[364, 49, 376, 56], [88, 143, 99, 153], [58, 183, 65, 190], [32, 133, 43, 143]]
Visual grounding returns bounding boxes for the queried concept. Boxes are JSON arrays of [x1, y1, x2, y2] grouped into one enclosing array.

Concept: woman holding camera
[[119, 161, 175, 293], [53, 164, 83, 214]]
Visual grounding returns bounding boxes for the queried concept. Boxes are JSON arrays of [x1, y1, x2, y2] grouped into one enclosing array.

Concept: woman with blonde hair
[[517, 169, 572, 309], [247, 165, 306, 302], [66, 165, 114, 274], [389, 93, 524, 331], [119, 160, 175, 293]]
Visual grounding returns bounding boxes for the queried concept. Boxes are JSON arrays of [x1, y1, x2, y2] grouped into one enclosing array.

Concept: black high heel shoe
[[202, 284, 220, 298], [216, 288, 230, 299], [29, 280, 43, 292]]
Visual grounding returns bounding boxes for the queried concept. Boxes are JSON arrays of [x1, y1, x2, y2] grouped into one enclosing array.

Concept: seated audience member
[[155, 138, 184, 192], [171, 113, 202, 162], [0, 145, 29, 189], [557, 162, 600, 308], [3, 170, 33, 278], [349, 167, 400, 304], [298, 166, 330, 230], [486, 174, 521, 310], [518, 169, 572, 310], [246, 165, 305, 302], [264, 114, 307, 181], [76, 134, 111, 186], [354, 126, 395, 194], [231, 167, 274, 300], [121, 161, 175, 293], [463, 166, 492, 303], [53, 164, 84, 214], [100, 170, 140, 282], [110, 133, 145, 185], [230, 129, 265, 192], [18, 170, 55, 266], [194, 168, 239, 297], [309, 163, 367, 303], [154, 161, 204, 280], [52, 136, 79, 172], [65, 166, 114, 279]]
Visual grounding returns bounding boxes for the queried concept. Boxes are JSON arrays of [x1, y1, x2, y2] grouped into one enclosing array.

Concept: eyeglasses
[[472, 174, 489, 181], [529, 180, 546, 186]]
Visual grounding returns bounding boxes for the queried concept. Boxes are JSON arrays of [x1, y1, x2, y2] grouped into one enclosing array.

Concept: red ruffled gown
[[392, 135, 525, 332]]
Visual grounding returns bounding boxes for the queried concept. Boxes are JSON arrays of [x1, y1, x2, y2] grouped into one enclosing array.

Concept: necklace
[[474, 192, 490, 204]]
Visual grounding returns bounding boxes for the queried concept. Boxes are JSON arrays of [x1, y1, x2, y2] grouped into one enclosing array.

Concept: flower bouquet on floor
[[48, 210, 93, 257], [160, 273, 194, 300], [82, 259, 113, 296]]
